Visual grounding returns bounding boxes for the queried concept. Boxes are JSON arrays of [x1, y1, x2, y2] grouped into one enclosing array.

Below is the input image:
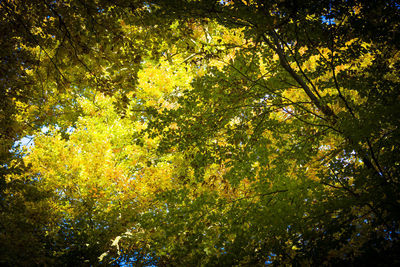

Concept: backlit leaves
[[2, 0, 400, 265]]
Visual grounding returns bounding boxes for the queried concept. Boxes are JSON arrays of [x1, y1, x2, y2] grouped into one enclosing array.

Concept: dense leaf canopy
[[1, 0, 400, 266]]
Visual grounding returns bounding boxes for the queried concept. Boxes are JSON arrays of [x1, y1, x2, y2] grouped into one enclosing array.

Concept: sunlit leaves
[[2, 0, 400, 265]]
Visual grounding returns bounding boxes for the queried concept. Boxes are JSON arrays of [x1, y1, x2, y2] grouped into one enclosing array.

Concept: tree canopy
[[1, 0, 400, 265]]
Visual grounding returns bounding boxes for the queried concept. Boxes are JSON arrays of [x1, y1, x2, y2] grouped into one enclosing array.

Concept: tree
[[145, 0, 400, 264], [1, 0, 399, 265]]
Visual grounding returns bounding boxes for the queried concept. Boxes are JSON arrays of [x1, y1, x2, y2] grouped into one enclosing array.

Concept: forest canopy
[[1, 0, 400, 265]]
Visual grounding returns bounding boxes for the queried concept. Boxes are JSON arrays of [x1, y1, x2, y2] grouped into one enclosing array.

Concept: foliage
[[1, 0, 400, 265]]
